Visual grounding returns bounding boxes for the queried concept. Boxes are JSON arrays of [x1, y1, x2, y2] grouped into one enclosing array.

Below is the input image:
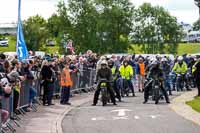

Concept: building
[[0, 23, 17, 35], [180, 22, 200, 43]]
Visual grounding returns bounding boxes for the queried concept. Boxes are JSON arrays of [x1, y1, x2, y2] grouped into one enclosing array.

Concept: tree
[[66, 0, 135, 53], [23, 15, 48, 51], [131, 3, 182, 54], [193, 20, 200, 31], [51, 0, 72, 54]]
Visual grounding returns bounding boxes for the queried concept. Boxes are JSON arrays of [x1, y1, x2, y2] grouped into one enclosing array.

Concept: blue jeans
[[29, 86, 37, 103], [60, 86, 71, 104]]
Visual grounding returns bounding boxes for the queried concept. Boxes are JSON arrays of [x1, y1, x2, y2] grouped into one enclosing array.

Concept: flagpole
[[16, 0, 21, 59], [16, 0, 29, 61]]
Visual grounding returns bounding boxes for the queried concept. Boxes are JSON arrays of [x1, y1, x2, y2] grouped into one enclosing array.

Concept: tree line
[[23, 0, 183, 54]]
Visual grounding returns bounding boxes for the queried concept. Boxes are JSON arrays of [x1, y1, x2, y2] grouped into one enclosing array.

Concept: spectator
[[41, 60, 54, 106], [136, 57, 145, 92], [60, 62, 73, 105]]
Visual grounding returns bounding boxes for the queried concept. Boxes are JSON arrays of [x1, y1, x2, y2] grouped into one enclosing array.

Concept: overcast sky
[[0, 0, 198, 24]]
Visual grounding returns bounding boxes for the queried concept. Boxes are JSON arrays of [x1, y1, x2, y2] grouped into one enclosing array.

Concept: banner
[[16, 0, 28, 61]]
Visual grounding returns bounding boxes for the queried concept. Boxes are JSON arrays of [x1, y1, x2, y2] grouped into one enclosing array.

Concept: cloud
[[167, 0, 198, 11], [0, 0, 198, 24]]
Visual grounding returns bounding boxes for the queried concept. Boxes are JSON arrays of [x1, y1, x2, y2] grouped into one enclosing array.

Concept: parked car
[[0, 38, 8, 46]]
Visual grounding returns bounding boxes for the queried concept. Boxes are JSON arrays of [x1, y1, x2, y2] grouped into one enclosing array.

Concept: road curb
[[53, 94, 93, 133], [169, 90, 200, 126]]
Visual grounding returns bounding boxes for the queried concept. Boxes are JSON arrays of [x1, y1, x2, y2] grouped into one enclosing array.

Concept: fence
[[0, 68, 96, 133]]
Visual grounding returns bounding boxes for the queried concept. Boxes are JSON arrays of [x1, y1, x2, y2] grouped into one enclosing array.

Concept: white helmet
[[161, 58, 167, 62], [177, 56, 183, 61], [151, 60, 159, 65], [101, 60, 108, 65]]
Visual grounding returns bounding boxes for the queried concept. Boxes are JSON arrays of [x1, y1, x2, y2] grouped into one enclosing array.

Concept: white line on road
[[113, 116, 129, 120], [91, 117, 106, 121], [134, 115, 140, 120], [111, 109, 132, 117]]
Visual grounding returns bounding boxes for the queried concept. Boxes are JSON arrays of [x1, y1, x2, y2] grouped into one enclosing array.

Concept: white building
[[0, 23, 17, 35]]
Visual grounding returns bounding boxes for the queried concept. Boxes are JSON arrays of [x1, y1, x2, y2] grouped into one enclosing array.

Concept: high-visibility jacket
[[60, 68, 73, 87], [192, 60, 200, 74], [111, 66, 118, 80], [111, 67, 116, 75], [139, 63, 145, 76], [172, 62, 188, 74], [119, 65, 133, 80]]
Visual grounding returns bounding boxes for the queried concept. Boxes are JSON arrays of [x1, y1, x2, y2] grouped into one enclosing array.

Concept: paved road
[[62, 93, 200, 133]]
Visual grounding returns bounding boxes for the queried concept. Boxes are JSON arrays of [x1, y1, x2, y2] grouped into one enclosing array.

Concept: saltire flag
[[66, 40, 75, 54], [16, 0, 28, 61]]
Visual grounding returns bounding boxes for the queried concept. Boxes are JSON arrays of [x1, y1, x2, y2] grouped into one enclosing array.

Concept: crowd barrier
[[0, 68, 96, 133]]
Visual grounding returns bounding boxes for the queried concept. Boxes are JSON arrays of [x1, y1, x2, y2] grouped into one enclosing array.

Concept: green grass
[[186, 97, 200, 113], [0, 36, 60, 53], [177, 43, 200, 55], [0, 36, 16, 52], [129, 43, 200, 55], [45, 45, 59, 54], [1, 36, 200, 55]]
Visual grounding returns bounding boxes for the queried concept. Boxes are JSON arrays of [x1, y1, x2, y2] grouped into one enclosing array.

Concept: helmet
[[123, 60, 129, 65], [151, 61, 159, 65], [101, 60, 107, 65], [161, 58, 167, 62], [108, 59, 114, 65], [100, 56, 106, 60], [177, 56, 183, 61]]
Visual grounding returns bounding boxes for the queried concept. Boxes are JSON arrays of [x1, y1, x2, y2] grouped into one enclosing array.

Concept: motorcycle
[[176, 73, 185, 91], [99, 79, 110, 106], [120, 77, 130, 97], [185, 68, 195, 88], [169, 72, 176, 91], [152, 79, 162, 104]]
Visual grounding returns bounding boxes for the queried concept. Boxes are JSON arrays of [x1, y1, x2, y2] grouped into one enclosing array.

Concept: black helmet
[[0, 53, 6, 60], [108, 59, 114, 66], [123, 60, 129, 65]]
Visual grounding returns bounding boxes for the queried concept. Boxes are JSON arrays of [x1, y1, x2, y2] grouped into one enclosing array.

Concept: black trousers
[[113, 80, 121, 100], [60, 86, 70, 104], [196, 80, 200, 96], [13, 89, 19, 111], [93, 83, 116, 105], [144, 81, 169, 103], [42, 80, 54, 105]]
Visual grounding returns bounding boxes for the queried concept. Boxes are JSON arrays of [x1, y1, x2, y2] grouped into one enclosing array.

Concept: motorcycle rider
[[192, 55, 200, 97], [160, 58, 172, 95], [108, 59, 121, 102], [172, 56, 191, 91], [119, 60, 135, 97], [143, 61, 170, 104], [92, 60, 117, 106]]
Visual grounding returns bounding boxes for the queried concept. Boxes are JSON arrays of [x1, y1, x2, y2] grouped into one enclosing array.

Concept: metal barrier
[[0, 68, 96, 132]]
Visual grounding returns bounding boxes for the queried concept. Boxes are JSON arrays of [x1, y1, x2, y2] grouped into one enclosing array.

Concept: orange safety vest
[[60, 68, 73, 87], [139, 63, 145, 76]]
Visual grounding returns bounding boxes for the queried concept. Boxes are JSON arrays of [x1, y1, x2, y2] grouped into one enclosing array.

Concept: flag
[[16, 0, 28, 61], [66, 40, 75, 54]]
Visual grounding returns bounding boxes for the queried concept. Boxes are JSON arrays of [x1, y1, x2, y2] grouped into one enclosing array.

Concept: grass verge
[[186, 96, 200, 113]]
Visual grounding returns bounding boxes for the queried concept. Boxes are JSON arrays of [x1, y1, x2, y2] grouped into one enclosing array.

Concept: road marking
[[113, 116, 129, 120], [150, 115, 156, 119], [91, 117, 106, 121], [134, 115, 140, 120], [111, 109, 132, 117], [91, 118, 97, 121]]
